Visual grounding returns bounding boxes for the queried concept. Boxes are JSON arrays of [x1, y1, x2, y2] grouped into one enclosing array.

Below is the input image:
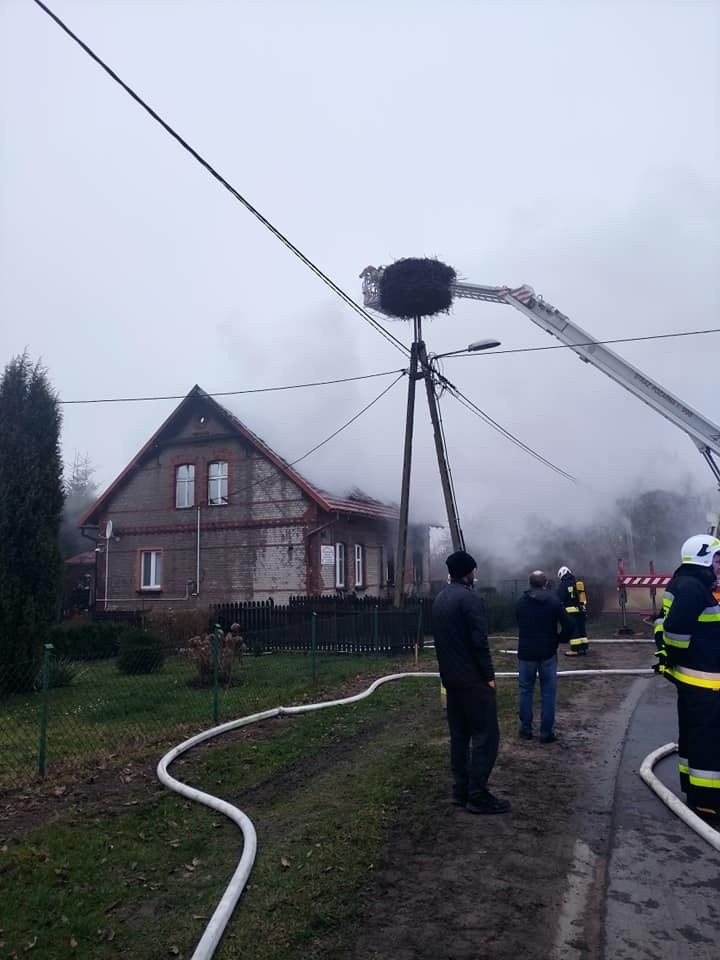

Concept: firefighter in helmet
[[556, 566, 589, 656], [657, 535, 720, 823]]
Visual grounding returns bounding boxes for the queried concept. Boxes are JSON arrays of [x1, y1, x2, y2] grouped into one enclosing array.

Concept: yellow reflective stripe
[[663, 632, 691, 648], [665, 666, 720, 690], [688, 772, 720, 788], [569, 637, 588, 647], [678, 761, 690, 774], [565, 606, 580, 613], [698, 605, 720, 623]]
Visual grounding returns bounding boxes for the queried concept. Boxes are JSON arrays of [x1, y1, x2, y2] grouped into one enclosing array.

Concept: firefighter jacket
[[557, 574, 582, 614], [432, 580, 494, 687], [661, 564, 720, 689]]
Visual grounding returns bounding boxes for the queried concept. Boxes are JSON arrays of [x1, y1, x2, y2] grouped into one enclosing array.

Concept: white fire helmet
[[680, 534, 720, 567], [557, 566, 572, 579]]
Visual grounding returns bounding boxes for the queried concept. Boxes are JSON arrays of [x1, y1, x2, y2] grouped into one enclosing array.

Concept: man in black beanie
[[432, 550, 510, 814]]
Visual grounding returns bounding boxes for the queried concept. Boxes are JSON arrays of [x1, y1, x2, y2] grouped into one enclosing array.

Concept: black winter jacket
[[432, 581, 494, 687], [515, 588, 573, 661]]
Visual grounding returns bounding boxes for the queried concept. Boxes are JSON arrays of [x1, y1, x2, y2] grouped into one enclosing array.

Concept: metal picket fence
[[0, 606, 425, 793]]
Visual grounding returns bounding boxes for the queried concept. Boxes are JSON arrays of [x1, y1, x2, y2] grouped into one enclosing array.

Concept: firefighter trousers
[[566, 610, 588, 654], [676, 683, 720, 813]]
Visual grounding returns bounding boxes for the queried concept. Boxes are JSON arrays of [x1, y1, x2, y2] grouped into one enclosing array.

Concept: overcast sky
[[1, 0, 718, 548]]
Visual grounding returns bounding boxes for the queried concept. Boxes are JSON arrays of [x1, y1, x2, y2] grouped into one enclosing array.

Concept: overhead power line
[[59, 368, 406, 405], [446, 327, 720, 359], [437, 374, 576, 482], [289, 372, 406, 467], [58, 327, 713, 405], [30, 0, 410, 360], [222, 371, 406, 504]]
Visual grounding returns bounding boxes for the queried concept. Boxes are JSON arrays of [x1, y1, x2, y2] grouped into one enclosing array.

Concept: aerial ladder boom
[[361, 268, 720, 506]]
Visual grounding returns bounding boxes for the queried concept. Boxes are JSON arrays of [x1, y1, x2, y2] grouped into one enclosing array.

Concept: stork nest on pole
[[378, 258, 457, 319]]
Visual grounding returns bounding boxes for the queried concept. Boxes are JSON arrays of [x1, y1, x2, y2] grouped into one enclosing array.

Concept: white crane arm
[[360, 266, 720, 486]]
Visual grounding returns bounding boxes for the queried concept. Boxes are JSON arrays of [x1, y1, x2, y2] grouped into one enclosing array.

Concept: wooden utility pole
[[417, 340, 464, 552], [393, 322, 420, 608]]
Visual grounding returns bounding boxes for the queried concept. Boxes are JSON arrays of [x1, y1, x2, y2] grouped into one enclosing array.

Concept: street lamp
[[432, 338, 502, 360]]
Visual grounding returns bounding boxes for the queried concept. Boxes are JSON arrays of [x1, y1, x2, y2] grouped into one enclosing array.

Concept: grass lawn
[[0, 669, 517, 960], [0, 651, 427, 790]]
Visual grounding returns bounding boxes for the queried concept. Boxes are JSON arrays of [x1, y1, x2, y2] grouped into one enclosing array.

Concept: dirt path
[[350, 641, 654, 960]]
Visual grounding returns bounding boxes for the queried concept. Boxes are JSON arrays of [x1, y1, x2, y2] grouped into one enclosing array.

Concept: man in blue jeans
[[515, 570, 574, 743]]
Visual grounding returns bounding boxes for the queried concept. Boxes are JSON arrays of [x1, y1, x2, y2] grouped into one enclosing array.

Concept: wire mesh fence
[[0, 606, 425, 793]]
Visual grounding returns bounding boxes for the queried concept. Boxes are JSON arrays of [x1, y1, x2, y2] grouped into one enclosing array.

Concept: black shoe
[[466, 791, 511, 815], [540, 733, 558, 744], [451, 791, 468, 807], [518, 728, 533, 740]]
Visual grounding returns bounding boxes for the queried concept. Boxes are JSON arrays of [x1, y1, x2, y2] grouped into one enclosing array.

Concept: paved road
[[603, 678, 720, 958]]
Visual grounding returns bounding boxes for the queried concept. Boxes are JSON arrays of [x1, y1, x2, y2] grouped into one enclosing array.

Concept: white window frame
[[140, 550, 162, 591], [175, 464, 195, 509], [335, 542, 346, 589], [354, 543, 364, 588], [208, 460, 229, 506]]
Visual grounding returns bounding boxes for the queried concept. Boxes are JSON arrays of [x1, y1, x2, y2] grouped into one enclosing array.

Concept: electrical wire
[[59, 368, 406, 405], [288, 372, 405, 467], [30, 0, 410, 360], [213, 371, 406, 507], [435, 371, 576, 482], [57, 325, 714, 405], [447, 327, 720, 358]]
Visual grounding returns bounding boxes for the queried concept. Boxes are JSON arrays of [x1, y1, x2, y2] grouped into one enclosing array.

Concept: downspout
[[81, 526, 100, 615], [104, 536, 110, 611], [194, 504, 201, 597]]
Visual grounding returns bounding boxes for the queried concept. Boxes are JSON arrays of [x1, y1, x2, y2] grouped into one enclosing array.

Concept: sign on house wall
[[320, 545, 335, 565]]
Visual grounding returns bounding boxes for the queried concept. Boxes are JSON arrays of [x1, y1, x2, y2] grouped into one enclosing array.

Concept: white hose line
[[497, 669, 654, 678], [639, 743, 720, 852], [157, 672, 438, 960], [497, 640, 655, 655], [158, 666, 655, 959]]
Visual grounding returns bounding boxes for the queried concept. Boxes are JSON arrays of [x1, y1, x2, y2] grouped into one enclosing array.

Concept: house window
[[354, 544, 364, 588], [140, 550, 162, 590], [175, 464, 195, 508], [335, 542, 346, 589], [386, 550, 395, 587], [208, 461, 229, 506], [412, 549, 423, 584]]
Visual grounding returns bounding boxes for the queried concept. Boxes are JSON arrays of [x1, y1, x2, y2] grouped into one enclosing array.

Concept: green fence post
[[212, 623, 222, 724], [37, 643, 54, 778], [311, 611, 317, 684]]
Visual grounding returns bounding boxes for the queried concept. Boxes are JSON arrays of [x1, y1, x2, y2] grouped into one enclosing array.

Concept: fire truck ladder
[[361, 268, 720, 495]]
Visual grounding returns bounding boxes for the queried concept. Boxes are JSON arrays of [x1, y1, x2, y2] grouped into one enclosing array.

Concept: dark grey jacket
[[432, 580, 494, 687], [515, 588, 573, 661]]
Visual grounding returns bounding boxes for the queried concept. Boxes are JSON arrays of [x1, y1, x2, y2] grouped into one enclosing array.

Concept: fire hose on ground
[[157, 666, 718, 960]]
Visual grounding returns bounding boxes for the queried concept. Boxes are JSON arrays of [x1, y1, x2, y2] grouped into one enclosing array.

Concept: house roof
[[79, 385, 400, 526]]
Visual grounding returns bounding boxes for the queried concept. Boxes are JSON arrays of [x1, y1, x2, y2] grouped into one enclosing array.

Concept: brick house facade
[[79, 386, 431, 610]]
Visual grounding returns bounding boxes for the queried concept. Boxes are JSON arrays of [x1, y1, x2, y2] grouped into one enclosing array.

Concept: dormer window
[[175, 464, 195, 508]]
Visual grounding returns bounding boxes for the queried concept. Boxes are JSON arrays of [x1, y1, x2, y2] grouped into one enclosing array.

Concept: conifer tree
[[0, 354, 64, 692]]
